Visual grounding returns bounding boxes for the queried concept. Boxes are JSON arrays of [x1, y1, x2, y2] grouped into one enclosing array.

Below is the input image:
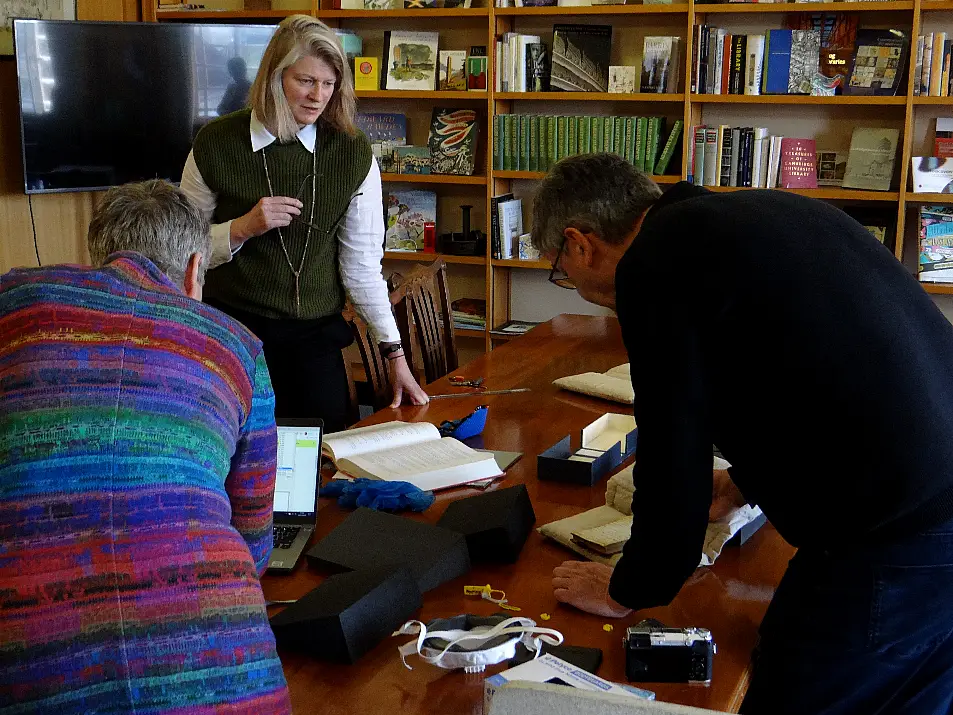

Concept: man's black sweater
[[609, 182, 953, 611]]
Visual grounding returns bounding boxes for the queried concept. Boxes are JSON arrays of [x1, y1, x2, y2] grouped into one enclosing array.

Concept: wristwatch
[[379, 342, 404, 359]]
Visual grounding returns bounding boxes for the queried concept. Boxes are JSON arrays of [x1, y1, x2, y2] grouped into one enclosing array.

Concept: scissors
[[449, 375, 485, 389]]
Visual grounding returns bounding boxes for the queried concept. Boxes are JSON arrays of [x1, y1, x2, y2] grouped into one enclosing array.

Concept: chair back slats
[[401, 259, 459, 384]]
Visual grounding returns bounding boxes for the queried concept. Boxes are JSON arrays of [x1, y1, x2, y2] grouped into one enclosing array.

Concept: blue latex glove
[[320, 478, 435, 512]]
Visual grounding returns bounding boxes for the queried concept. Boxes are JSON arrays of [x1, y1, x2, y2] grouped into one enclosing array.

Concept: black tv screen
[[14, 19, 276, 194]]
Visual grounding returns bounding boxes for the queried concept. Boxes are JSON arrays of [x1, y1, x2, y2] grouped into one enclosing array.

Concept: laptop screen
[[274, 423, 322, 518]]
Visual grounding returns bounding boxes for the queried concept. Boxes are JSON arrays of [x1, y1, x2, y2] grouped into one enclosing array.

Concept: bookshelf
[[146, 0, 950, 348]]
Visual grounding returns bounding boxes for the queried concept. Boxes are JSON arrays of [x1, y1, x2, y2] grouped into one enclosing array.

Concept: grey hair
[[87, 180, 211, 287], [531, 153, 663, 255]]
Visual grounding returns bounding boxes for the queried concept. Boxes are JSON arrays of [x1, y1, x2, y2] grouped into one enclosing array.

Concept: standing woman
[[181, 15, 427, 431]]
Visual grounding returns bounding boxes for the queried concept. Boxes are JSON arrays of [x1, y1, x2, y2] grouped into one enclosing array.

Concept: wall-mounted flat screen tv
[[14, 19, 276, 194]]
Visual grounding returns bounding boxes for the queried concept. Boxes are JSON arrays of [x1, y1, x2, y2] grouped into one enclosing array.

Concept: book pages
[[323, 421, 439, 461]]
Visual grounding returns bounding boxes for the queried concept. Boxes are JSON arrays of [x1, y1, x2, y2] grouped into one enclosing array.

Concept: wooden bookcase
[[144, 0, 953, 354]]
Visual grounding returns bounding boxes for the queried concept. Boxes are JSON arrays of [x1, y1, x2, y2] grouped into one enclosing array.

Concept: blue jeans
[[741, 517, 953, 715]]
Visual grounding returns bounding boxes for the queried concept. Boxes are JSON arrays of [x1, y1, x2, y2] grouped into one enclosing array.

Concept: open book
[[322, 421, 503, 492], [570, 516, 633, 555]]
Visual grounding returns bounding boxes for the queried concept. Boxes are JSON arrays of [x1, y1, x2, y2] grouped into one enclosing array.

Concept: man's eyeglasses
[[548, 235, 576, 290]]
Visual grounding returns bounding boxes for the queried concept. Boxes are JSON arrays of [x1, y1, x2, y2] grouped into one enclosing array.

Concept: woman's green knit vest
[[193, 109, 372, 320]]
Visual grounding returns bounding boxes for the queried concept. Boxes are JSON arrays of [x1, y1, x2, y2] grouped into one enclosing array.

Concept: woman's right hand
[[230, 196, 303, 248]]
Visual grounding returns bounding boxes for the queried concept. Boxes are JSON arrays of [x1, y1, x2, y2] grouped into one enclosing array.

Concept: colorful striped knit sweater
[[0, 252, 290, 713]]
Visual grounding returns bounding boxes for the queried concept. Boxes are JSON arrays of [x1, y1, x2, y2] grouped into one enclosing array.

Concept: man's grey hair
[[531, 153, 663, 255], [87, 180, 211, 287]]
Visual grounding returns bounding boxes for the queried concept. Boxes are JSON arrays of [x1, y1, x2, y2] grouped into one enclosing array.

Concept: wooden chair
[[341, 287, 416, 425], [396, 258, 459, 384]]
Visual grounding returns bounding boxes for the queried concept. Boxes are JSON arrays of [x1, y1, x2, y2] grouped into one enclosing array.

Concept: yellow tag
[[464, 584, 492, 596], [603, 624, 614, 632], [540, 613, 551, 621], [498, 602, 521, 612]]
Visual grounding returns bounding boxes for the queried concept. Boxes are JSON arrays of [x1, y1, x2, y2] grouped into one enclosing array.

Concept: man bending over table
[[534, 153, 953, 715]]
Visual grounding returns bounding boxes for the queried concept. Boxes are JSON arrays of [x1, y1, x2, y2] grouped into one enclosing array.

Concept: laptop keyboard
[[273, 525, 301, 549]]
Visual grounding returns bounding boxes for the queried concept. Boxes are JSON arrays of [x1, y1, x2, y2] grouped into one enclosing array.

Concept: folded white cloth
[[553, 364, 633, 405], [541, 456, 762, 568]]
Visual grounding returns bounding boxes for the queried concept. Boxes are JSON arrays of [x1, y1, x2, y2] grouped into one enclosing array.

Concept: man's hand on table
[[552, 561, 633, 618]]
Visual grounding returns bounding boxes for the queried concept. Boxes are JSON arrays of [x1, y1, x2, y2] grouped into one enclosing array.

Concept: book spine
[[654, 119, 683, 175], [719, 125, 732, 187], [923, 34, 934, 96], [707, 29, 718, 95], [742, 128, 754, 187], [505, 114, 517, 170], [652, 117, 665, 171], [914, 35, 924, 96], [758, 132, 770, 188], [635, 116, 647, 171], [714, 29, 726, 94], [625, 116, 636, 165], [568, 115, 578, 156], [519, 115, 530, 170], [613, 116, 625, 157], [490, 196, 501, 259], [529, 115, 539, 172], [729, 127, 741, 186], [579, 116, 592, 154], [931, 33, 945, 97], [751, 127, 765, 187], [940, 40, 951, 97], [539, 115, 549, 171], [686, 124, 696, 184], [703, 125, 718, 186], [760, 31, 770, 95], [693, 125, 707, 185], [730, 35, 747, 95], [745, 35, 764, 96], [691, 24, 700, 94], [557, 115, 569, 161], [592, 116, 604, 158], [548, 115, 558, 171], [603, 116, 614, 153], [492, 114, 502, 171], [699, 25, 710, 94]]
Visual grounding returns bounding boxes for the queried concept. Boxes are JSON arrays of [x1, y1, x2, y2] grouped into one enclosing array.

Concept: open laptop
[[267, 418, 323, 573]]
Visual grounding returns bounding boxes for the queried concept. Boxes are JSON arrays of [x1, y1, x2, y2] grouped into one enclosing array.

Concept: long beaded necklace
[[261, 141, 318, 317]]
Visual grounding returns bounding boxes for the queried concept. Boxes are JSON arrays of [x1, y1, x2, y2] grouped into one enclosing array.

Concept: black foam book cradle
[[305, 507, 471, 593], [269, 566, 421, 664], [436, 484, 536, 563]]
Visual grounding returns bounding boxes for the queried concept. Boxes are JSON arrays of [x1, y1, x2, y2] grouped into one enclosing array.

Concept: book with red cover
[[780, 138, 818, 189]]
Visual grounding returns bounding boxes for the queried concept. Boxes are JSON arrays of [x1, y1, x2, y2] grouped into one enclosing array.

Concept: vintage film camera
[[624, 619, 715, 684]]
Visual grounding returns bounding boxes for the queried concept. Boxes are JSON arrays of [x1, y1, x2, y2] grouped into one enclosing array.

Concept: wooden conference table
[[262, 314, 795, 714]]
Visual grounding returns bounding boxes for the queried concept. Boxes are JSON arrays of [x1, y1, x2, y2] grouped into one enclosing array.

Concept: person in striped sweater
[[0, 181, 290, 713]]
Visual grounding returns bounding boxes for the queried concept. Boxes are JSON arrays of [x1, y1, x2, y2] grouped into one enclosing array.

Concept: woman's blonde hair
[[249, 15, 357, 142]]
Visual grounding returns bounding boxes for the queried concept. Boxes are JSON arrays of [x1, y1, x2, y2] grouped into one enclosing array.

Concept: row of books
[[688, 125, 900, 191], [914, 34, 953, 97], [492, 114, 683, 175], [489, 194, 526, 260], [692, 23, 908, 97], [451, 298, 487, 331]]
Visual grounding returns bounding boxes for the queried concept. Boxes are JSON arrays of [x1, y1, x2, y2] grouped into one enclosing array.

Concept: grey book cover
[[788, 29, 820, 94]]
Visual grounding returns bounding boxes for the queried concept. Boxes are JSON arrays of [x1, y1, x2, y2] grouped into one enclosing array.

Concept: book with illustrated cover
[[788, 29, 821, 94], [323, 421, 502, 491], [438, 50, 467, 90], [397, 146, 432, 174], [845, 29, 908, 96], [383, 31, 439, 91], [779, 138, 818, 189], [497, 198, 523, 259], [842, 127, 899, 191], [815, 149, 847, 186], [353, 57, 379, 91], [551, 24, 612, 92], [785, 13, 857, 86], [526, 43, 551, 92], [911, 156, 953, 193], [356, 112, 406, 174], [935, 117, 953, 158], [641, 37, 680, 93], [919, 205, 953, 282], [385, 190, 437, 250], [609, 66, 636, 94], [428, 108, 479, 175]]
